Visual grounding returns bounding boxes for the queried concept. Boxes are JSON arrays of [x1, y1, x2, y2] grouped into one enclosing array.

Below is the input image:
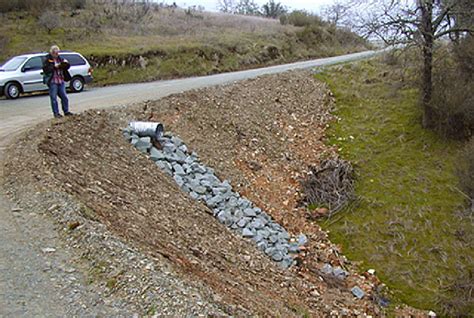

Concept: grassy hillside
[[0, 2, 369, 85], [315, 58, 473, 315]]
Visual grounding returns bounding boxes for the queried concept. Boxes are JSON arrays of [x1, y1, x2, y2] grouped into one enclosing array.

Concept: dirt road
[[0, 50, 379, 316]]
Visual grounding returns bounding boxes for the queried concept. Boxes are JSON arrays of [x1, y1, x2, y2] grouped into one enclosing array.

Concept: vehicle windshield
[[0, 57, 28, 71]]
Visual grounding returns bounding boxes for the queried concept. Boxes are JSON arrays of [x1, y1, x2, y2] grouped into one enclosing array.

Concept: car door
[[21, 56, 47, 92]]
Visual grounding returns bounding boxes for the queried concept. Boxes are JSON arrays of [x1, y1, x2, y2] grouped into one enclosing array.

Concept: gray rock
[[123, 130, 132, 141], [288, 242, 300, 253], [192, 164, 207, 174], [150, 147, 165, 161], [351, 286, 365, 299], [243, 208, 257, 217], [333, 267, 348, 279], [222, 180, 232, 190], [193, 185, 208, 195], [178, 144, 188, 153], [269, 235, 278, 244], [232, 209, 243, 219], [274, 243, 289, 254], [228, 197, 239, 208], [256, 240, 268, 251], [156, 160, 172, 172], [212, 187, 228, 195], [194, 173, 205, 180], [278, 231, 290, 241], [175, 149, 187, 161], [269, 222, 281, 230], [217, 211, 233, 226], [185, 156, 196, 165], [200, 180, 213, 188], [137, 146, 149, 153], [257, 229, 271, 238], [171, 136, 183, 147], [252, 234, 263, 243], [278, 256, 294, 269], [164, 153, 180, 163], [172, 164, 185, 176], [264, 247, 275, 256], [272, 251, 284, 262], [250, 218, 265, 229], [206, 195, 224, 208], [297, 234, 308, 246], [242, 228, 254, 238], [173, 175, 184, 187], [206, 167, 215, 174], [134, 137, 152, 152], [162, 143, 177, 154], [237, 217, 250, 228]]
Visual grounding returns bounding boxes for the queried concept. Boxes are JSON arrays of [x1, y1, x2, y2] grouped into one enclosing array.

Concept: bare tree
[[235, 0, 260, 16], [261, 0, 286, 19], [321, 1, 351, 27], [350, 0, 474, 128], [217, 0, 236, 13]]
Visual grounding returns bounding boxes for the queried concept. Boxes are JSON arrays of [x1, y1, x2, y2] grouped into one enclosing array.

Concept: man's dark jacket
[[42, 54, 72, 86]]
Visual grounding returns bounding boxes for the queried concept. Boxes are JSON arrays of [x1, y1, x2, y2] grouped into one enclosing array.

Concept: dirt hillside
[[4, 70, 423, 316]]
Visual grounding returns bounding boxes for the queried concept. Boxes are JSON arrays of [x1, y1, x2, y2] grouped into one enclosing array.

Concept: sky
[[166, 0, 336, 13]]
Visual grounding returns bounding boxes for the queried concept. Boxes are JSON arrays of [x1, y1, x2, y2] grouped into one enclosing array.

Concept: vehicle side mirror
[[21, 67, 30, 72]]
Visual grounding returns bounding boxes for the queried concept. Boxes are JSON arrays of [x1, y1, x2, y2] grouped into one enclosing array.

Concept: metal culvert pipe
[[128, 121, 164, 140]]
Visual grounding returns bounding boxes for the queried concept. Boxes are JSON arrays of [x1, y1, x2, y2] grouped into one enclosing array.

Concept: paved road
[[0, 49, 380, 151], [0, 50, 379, 317]]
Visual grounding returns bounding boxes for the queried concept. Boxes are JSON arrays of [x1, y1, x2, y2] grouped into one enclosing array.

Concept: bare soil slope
[[4, 71, 422, 316]]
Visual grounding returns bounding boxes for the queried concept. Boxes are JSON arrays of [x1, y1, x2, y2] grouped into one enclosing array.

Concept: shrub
[[431, 36, 474, 139], [0, 0, 85, 13], [285, 10, 325, 27], [0, 0, 17, 12], [38, 10, 61, 34], [63, 0, 87, 10]]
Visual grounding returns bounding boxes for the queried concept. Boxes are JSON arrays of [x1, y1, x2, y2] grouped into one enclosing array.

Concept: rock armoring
[[124, 122, 307, 269]]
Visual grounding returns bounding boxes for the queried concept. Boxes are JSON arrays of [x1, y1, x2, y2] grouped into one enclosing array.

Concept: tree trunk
[[420, 1, 436, 128]]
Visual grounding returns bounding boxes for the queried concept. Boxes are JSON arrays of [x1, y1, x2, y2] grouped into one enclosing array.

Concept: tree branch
[[435, 28, 474, 39]]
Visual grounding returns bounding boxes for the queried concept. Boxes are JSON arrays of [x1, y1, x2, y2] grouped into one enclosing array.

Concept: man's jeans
[[49, 82, 69, 116]]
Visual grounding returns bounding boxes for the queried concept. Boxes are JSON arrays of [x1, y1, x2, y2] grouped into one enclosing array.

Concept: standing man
[[42, 45, 73, 118]]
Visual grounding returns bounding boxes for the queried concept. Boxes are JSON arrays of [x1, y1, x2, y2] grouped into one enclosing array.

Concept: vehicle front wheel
[[70, 76, 84, 93], [5, 82, 21, 99]]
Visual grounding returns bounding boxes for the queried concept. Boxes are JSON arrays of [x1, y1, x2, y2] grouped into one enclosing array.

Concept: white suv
[[0, 51, 93, 99]]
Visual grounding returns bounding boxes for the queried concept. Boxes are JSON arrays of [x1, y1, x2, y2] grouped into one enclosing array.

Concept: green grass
[[315, 59, 472, 313]]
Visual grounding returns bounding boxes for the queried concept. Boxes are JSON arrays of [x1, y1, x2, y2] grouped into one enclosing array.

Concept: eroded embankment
[[3, 71, 422, 316]]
